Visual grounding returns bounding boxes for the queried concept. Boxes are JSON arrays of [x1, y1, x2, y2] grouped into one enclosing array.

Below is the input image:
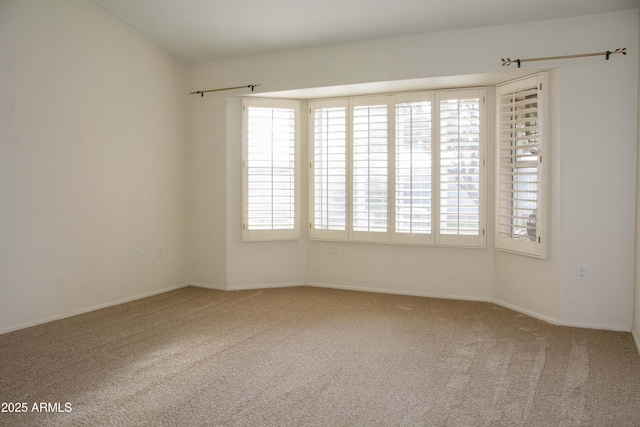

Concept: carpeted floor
[[1, 286, 639, 426]]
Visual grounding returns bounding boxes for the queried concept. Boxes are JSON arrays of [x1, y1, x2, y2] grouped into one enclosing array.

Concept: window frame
[[349, 96, 392, 244], [495, 72, 548, 258], [308, 99, 350, 241], [391, 91, 435, 246], [308, 89, 486, 248], [435, 89, 486, 248], [242, 97, 301, 242]]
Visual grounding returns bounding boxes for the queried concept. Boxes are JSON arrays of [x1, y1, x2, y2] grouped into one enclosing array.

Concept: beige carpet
[[1, 286, 639, 426]]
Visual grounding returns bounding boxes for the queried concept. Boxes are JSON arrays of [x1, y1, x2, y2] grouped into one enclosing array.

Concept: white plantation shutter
[[393, 93, 434, 245], [436, 90, 485, 247], [309, 100, 348, 240], [242, 98, 299, 241], [306, 91, 485, 247], [351, 97, 390, 242], [496, 73, 547, 258]]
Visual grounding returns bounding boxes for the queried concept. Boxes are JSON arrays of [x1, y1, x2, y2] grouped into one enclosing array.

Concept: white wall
[[0, 0, 189, 333], [224, 97, 308, 290], [557, 54, 637, 331], [634, 11, 640, 349], [189, 10, 639, 330], [186, 92, 309, 290], [187, 95, 227, 288]]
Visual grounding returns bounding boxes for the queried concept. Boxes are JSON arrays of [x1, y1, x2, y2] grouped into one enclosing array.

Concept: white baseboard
[[306, 281, 492, 303], [0, 283, 189, 335], [557, 320, 631, 333], [189, 281, 306, 291], [190, 281, 634, 333], [189, 281, 227, 291], [4, 280, 633, 337], [492, 298, 632, 332], [492, 298, 560, 326], [310, 283, 632, 333], [228, 282, 306, 291]]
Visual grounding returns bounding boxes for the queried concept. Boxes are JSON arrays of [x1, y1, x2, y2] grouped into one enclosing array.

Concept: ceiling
[[87, 0, 639, 65]]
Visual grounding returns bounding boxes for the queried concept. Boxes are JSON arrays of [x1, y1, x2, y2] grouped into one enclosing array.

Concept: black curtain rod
[[190, 84, 261, 97], [502, 48, 626, 68]]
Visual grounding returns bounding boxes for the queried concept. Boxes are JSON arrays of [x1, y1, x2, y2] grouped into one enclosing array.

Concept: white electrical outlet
[[134, 249, 141, 262], [329, 242, 337, 254], [577, 264, 587, 281]]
